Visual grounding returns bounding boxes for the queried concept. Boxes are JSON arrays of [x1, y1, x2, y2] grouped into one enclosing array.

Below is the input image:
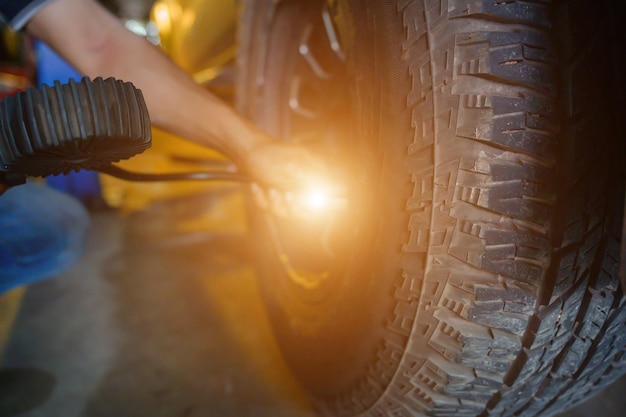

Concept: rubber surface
[[237, 1, 626, 416], [0, 76, 151, 178]]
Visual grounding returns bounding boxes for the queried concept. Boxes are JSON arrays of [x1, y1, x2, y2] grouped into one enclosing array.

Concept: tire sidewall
[[238, 0, 431, 402]]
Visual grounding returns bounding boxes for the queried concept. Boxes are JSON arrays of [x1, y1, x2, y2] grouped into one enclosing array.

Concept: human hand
[[243, 141, 327, 189], [244, 141, 347, 219], [250, 174, 348, 220]]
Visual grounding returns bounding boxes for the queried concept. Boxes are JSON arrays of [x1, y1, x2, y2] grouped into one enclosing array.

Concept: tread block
[[470, 307, 529, 336], [447, 0, 551, 27], [455, 30, 555, 93], [531, 301, 564, 349], [553, 336, 592, 378], [456, 95, 557, 159]]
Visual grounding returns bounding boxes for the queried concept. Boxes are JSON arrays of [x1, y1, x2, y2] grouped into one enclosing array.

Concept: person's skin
[[21, 0, 324, 189]]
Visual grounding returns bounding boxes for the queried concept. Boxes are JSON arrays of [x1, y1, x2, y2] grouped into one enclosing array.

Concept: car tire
[[237, 1, 626, 416]]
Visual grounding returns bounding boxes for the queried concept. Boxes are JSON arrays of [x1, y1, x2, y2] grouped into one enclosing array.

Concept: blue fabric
[[0, 182, 90, 293]]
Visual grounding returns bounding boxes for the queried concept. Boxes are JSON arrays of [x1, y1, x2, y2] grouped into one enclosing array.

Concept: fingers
[[245, 142, 330, 190], [250, 180, 348, 220], [250, 183, 292, 219]]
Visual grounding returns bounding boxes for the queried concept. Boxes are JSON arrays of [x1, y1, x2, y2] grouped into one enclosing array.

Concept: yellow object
[[100, 0, 238, 212], [0, 288, 25, 361], [202, 265, 314, 411], [150, 0, 237, 75], [99, 127, 232, 212]]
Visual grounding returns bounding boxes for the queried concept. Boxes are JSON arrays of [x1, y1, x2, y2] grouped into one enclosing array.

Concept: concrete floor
[[0, 187, 625, 417]]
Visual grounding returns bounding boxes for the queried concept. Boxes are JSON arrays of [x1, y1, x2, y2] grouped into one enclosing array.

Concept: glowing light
[[301, 187, 330, 211], [292, 181, 347, 217], [153, 3, 170, 26], [251, 179, 347, 219], [124, 20, 148, 37], [150, 2, 172, 47]]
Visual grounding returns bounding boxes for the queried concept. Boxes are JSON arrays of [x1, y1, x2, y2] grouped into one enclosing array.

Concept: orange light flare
[[251, 179, 348, 220]]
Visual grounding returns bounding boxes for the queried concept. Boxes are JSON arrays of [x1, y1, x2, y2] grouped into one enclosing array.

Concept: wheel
[[236, 1, 626, 416]]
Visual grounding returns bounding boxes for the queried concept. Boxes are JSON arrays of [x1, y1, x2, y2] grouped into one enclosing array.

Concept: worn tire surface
[[237, 1, 626, 416]]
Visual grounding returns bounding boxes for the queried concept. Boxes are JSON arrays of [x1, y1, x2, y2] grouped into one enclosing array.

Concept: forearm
[[96, 35, 268, 160], [25, 0, 270, 161]]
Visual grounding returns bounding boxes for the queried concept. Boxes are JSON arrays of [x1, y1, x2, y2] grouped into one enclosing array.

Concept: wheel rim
[[256, 0, 366, 314]]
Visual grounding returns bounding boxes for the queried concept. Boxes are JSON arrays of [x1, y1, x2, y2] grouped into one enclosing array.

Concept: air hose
[[97, 164, 250, 183], [0, 77, 250, 186]]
